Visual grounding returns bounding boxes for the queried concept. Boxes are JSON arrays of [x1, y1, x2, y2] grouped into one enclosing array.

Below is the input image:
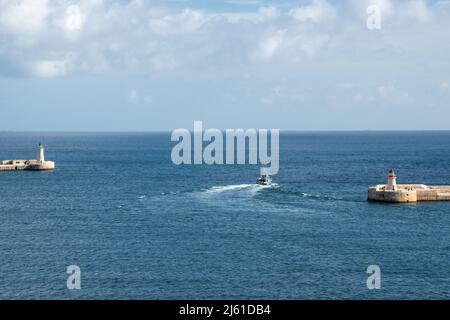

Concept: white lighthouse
[[37, 144, 45, 163], [386, 168, 397, 191]]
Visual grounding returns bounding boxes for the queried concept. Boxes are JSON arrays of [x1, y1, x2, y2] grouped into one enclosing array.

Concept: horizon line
[[2, 129, 450, 133]]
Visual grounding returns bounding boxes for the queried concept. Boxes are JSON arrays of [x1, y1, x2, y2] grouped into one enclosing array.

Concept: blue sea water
[[0, 131, 449, 300]]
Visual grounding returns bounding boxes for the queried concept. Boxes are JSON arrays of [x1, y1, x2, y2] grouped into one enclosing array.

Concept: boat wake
[[205, 184, 252, 193], [203, 183, 278, 195]]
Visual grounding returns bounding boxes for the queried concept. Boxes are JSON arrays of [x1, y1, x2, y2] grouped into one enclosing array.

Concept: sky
[[0, 0, 450, 131]]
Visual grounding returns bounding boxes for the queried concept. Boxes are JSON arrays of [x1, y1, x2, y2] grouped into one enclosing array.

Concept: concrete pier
[[368, 169, 450, 203], [0, 144, 55, 171]]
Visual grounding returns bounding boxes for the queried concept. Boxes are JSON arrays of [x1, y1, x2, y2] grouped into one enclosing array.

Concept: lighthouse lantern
[[387, 168, 397, 191]]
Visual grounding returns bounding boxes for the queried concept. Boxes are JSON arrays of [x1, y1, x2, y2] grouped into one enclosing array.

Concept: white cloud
[[65, 5, 84, 31], [289, 0, 337, 24], [347, 0, 395, 18], [253, 6, 278, 21], [399, 0, 432, 22], [220, 6, 278, 24], [348, 0, 433, 23], [31, 60, 67, 78], [252, 30, 284, 61], [0, 0, 49, 34], [149, 8, 209, 36], [0, 0, 449, 82], [1, 0, 450, 130]]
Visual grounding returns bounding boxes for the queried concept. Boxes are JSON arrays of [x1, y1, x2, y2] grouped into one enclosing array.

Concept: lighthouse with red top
[[368, 168, 450, 202], [386, 168, 397, 191]]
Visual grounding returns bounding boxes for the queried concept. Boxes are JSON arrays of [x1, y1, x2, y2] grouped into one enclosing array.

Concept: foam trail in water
[[205, 184, 253, 193], [204, 183, 278, 195]]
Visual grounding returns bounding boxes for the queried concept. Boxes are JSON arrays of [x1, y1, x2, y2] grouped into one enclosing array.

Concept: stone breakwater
[[0, 159, 55, 171], [0, 144, 55, 172], [368, 184, 450, 203]]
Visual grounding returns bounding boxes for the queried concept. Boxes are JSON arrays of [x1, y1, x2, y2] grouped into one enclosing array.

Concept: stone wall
[[0, 160, 55, 171], [368, 184, 450, 203], [368, 187, 417, 203]]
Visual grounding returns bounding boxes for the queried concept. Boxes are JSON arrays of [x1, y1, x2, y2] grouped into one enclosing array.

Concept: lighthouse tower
[[386, 168, 397, 191], [37, 144, 45, 163]]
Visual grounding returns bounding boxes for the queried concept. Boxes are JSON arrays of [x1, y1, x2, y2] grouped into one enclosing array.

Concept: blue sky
[[1, 0, 450, 131]]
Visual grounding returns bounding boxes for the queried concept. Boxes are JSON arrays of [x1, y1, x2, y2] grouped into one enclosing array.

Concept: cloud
[[347, 0, 395, 19], [149, 8, 209, 36], [399, 0, 432, 22], [289, 0, 337, 24], [0, 0, 448, 81], [65, 5, 84, 31], [31, 60, 67, 78], [220, 6, 278, 24], [0, 0, 49, 35], [347, 0, 433, 23], [1, 0, 450, 130], [251, 29, 285, 61]]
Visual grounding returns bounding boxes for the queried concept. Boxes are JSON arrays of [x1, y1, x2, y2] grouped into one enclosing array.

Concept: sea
[[0, 131, 449, 299]]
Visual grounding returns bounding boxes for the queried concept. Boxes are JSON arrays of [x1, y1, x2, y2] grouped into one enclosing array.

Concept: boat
[[256, 174, 272, 186]]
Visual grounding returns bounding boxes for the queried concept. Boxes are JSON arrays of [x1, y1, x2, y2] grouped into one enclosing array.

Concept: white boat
[[256, 174, 272, 186]]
